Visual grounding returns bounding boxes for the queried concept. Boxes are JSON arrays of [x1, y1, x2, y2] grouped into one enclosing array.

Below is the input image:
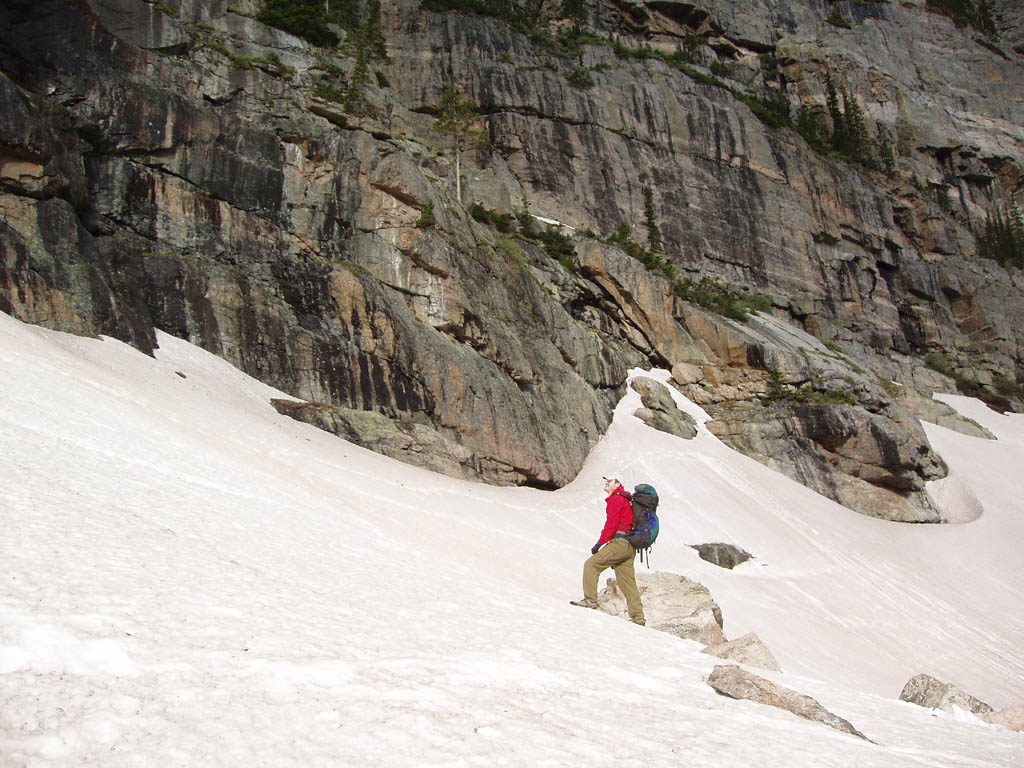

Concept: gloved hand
[[591, 543, 601, 555]]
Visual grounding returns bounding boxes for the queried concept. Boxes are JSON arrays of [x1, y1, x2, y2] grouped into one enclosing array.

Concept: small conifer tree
[[978, 204, 1024, 269], [643, 187, 661, 251], [434, 84, 487, 204], [796, 104, 827, 152], [561, 0, 587, 33], [822, 73, 877, 168]]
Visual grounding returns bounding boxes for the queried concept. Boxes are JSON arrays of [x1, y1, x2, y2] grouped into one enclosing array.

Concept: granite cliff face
[[2, 0, 1022, 518]]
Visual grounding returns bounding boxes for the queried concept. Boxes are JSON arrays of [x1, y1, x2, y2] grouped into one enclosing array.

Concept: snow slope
[[1, 311, 1022, 767]]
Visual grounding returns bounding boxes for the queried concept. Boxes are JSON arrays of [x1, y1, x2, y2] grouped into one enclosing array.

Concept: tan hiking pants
[[583, 538, 645, 624]]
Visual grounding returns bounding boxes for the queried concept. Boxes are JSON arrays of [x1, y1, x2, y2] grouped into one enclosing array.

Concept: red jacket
[[597, 485, 633, 546]]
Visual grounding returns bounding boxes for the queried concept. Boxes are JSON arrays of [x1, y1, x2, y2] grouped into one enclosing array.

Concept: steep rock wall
[[1, 0, 1022, 513]]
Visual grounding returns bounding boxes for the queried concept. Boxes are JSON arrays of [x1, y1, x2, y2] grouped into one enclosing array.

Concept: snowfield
[[1, 311, 1022, 767]]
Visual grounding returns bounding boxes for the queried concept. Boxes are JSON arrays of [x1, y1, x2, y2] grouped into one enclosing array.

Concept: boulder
[[981, 705, 1024, 733], [670, 362, 705, 386], [691, 542, 753, 569], [708, 664, 869, 741], [706, 400, 950, 523], [597, 571, 725, 645], [679, 311, 955, 523], [898, 674, 994, 715], [630, 376, 698, 439], [702, 633, 782, 673]]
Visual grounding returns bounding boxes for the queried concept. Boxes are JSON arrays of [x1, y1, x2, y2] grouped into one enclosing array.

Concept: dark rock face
[[0, 75, 155, 352], [0, 0, 659, 488], [1, 0, 1022, 506]]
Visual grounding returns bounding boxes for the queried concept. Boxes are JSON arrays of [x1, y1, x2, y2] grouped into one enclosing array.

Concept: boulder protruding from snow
[[981, 705, 1024, 732], [691, 542, 753, 569], [630, 376, 698, 440], [899, 674, 994, 714], [702, 633, 782, 672], [708, 665, 869, 741], [597, 572, 725, 645]]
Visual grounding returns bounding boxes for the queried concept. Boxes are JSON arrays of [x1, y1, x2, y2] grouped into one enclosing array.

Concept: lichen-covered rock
[[899, 673, 994, 715], [0, 72, 154, 351]]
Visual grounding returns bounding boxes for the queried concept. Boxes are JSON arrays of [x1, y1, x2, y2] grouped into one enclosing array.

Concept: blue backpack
[[625, 484, 659, 563]]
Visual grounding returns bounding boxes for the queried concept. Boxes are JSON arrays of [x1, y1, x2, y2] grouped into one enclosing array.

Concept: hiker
[[570, 476, 646, 626]]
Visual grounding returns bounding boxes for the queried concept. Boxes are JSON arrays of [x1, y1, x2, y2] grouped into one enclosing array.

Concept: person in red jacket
[[570, 476, 646, 625]]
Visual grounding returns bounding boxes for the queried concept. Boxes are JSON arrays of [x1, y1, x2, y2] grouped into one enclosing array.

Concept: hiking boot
[[569, 598, 599, 609]]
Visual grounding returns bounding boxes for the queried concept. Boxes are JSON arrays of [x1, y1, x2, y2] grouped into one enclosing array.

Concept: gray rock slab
[[708, 664, 869, 740], [703, 632, 782, 672]]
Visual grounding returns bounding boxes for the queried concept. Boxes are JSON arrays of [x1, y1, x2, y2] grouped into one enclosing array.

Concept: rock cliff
[[2, 0, 1022, 516]]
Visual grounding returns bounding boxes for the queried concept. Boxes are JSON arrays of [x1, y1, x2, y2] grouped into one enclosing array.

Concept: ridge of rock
[[2, 0, 1022, 514]]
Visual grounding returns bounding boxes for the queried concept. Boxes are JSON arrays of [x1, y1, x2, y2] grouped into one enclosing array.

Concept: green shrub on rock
[[257, 0, 339, 46]]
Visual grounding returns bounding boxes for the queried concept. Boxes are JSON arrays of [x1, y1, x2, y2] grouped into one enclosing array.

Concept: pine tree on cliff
[[979, 204, 1024, 269], [562, 0, 587, 33], [434, 84, 487, 204], [825, 73, 875, 169]]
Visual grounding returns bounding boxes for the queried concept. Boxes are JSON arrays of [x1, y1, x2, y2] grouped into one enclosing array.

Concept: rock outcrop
[[599, 570, 782, 672], [900, 674, 1024, 731], [899, 673, 994, 715], [597, 572, 726, 645], [708, 664, 869, 740], [630, 375, 698, 439], [673, 311, 952, 521], [2, 0, 1023, 511]]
